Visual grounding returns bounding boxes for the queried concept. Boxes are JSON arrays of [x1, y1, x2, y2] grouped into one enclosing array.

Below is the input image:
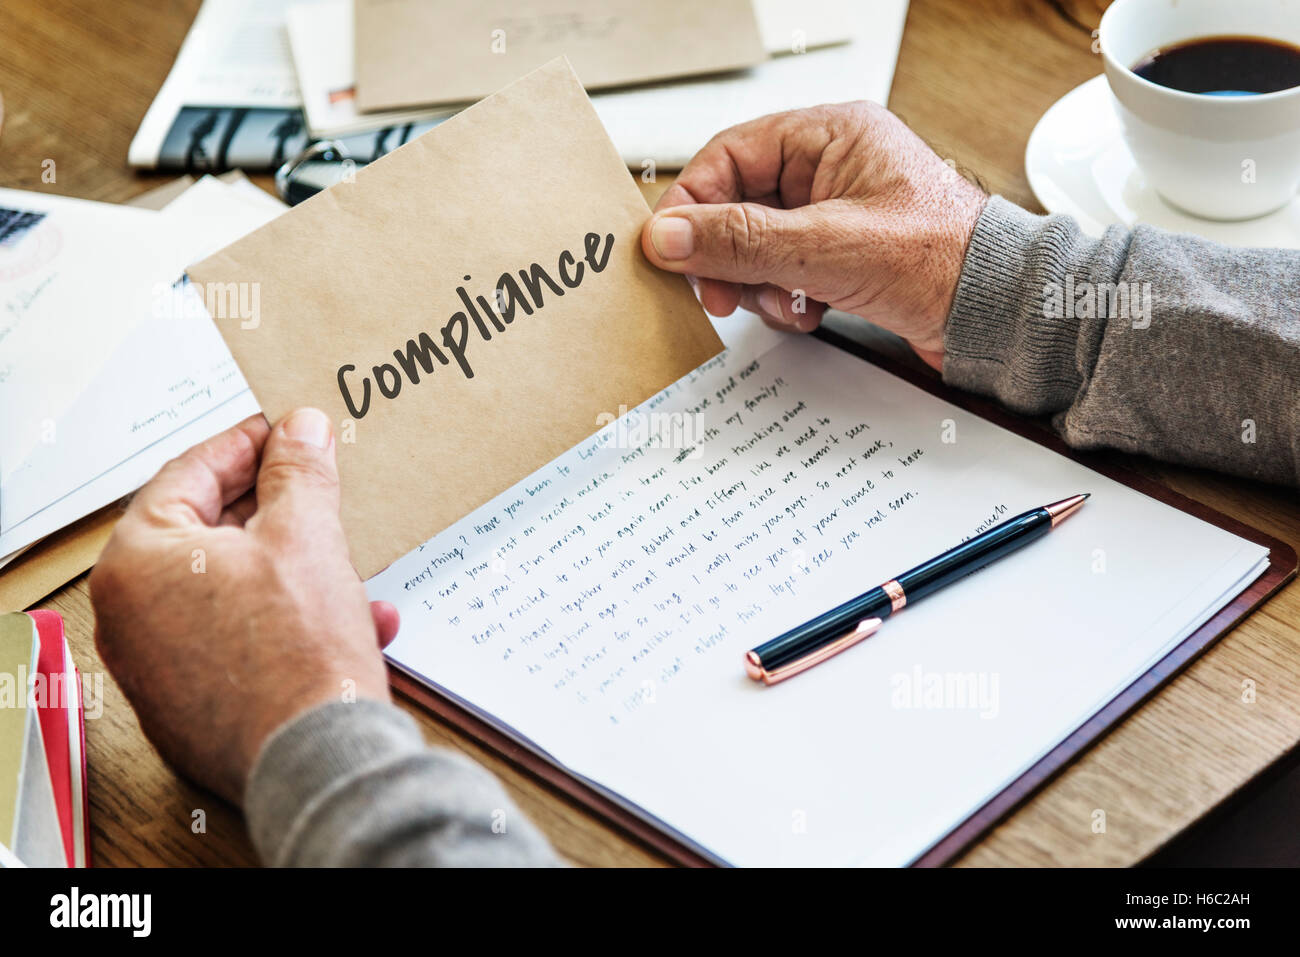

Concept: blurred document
[[288, 0, 454, 138], [352, 0, 766, 112], [0, 193, 172, 489], [594, 0, 910, 167], [288, 0, 899, 168], [129, 0, 319, 168], [754, 0, 854, 53], [0, 178, 282, 562]]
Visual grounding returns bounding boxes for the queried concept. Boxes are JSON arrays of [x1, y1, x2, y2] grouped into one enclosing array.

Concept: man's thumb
[[255, 408, 341, 527], [643, 202, 823, 289]]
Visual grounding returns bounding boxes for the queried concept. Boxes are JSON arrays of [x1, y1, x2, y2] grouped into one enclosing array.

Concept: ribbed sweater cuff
[[942, 196, 1115, 415], [244, 699, 425, 866]]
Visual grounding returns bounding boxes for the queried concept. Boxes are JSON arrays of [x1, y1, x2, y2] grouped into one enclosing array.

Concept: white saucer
[[1025, 75, 1300, 248]]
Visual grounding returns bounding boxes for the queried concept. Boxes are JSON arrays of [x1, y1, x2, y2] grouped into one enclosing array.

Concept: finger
[[217, 488, 259, 528], [743, 285, 827, 333], [128, 415, 270, 528], [250, 408, 343, 544], [643, 202, 834, 292], [653, 180, 698, 213], [655, 179, 783, 215], [756, 309, 796, 334], [697, 277, 742, 317], [370, 600, 401, 649], [668, 109, 830, 209]]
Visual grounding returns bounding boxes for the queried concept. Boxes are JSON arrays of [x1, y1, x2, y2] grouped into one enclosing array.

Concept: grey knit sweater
[[243, 196, 1300, 866], [946, 198, 1299, 485]]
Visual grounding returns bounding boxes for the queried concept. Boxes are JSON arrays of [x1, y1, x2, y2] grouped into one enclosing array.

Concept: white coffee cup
[[1099, 0, 1300, 220]]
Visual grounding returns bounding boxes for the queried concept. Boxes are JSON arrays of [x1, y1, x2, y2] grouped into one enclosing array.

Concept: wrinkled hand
[[641, 102, 988, 371], [90, 410, 399, 804]]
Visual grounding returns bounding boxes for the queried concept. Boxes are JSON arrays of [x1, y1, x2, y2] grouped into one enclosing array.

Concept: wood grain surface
[[0, 0, 1296, 867]]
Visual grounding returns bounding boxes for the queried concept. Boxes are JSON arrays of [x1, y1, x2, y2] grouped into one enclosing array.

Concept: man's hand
[[641, 102, 988, 371], [90, 409, 399, 804]]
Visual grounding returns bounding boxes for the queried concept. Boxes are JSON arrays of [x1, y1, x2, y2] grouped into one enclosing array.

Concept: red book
[[27, 610, 90, 868]]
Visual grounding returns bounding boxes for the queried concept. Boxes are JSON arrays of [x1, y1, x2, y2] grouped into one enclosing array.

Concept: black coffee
[[1131, 35, 1300, 95]]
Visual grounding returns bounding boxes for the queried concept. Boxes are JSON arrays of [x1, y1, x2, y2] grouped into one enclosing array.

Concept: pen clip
[[746, 617, 884, 686]]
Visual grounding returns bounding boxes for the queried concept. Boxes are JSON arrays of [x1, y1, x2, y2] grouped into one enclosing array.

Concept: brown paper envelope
[[0, 508, 119, 612], [353, 0, 766, 112], [188, 59, 724, 579]]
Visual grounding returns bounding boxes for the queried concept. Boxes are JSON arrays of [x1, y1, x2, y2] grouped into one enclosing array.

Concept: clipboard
[[387, 327, 1297, 868]]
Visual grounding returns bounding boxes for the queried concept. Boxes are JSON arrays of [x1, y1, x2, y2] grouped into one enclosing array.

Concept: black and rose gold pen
[[744, 494, 1090, 685]]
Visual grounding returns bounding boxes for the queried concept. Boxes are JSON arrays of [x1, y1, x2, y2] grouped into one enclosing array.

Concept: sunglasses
[[274, 140, 370, 206]]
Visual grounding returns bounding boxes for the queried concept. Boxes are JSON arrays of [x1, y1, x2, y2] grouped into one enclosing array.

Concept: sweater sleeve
[[243, 699, 561, 867], [942, 196, 1300, 486]]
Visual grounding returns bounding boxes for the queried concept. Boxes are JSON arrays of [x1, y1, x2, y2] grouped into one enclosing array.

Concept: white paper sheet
[[0, 178, 281, 561], [0, 191, 174, 488], [370, 311, 1269, 867]]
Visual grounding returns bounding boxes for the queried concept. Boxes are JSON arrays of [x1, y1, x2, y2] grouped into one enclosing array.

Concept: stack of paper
[[0, 177, 283, 570], [0, 611, 88, 868], [129, 0, 909, 173]]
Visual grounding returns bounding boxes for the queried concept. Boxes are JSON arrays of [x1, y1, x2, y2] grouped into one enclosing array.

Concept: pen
[[744, 493, 1090, 685]]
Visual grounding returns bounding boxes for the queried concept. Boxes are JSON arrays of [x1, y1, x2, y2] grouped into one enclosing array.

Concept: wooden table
[[1, 0, 1297, 867]]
